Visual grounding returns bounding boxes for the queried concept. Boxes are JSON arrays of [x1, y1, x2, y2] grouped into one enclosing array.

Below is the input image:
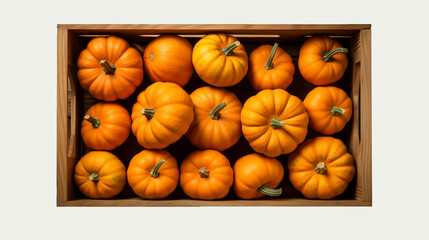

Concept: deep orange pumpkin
[[241, 89, 309, 157], [233, 153, 284, 199], [143, 35, 193, 87], [180, 150, 234, 200], [77, 36, 144, 101], [247, 43, 295, 91], [303, 86, 352, 135], [288, 137, 355, 199], [186, 86, 242, 151], [192, 33, 248, 87], [74, 151, 126, 199], [127, 150, 179, 199], [131, 82, 194, 149], [298, 35, 348, 85]]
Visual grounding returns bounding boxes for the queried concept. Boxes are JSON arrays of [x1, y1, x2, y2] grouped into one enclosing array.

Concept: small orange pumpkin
[[186, 86, 242, 151], [288, 136, 355, 199], [233, 153, 284, 199], [81, 102, 131, 150], [241, 89, 309, 157], [180, 150, 234, 200], [131, 82, 194, 149], [127, 150, 179, 199], [303, 86, 352, 135], [298, 35, 348, 85], [192, 33, 248, 87], [74, 151, 126, 199], [143, 35, 194, 87], [247, 43, 295, 91], [77, 36, 144, 101]]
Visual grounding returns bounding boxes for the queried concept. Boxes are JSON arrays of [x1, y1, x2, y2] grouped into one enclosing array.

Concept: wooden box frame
[[57, 24, 371, 206]]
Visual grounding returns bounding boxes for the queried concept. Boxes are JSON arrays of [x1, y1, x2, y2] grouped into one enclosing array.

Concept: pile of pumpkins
[[74, 33, 355, 200]]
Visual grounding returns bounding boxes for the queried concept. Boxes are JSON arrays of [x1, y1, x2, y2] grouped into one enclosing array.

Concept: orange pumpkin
[[288, 136, 355, 199], [77, 36, 144, 101], [81, 102, 131, 150], [185, 86, 242, 151], [233, 153, 284, 199], [143, 35, 193, 87], [298, 35, 348, 85], [131, 82, 194, 149], [247, 43, 295, 91], [303, 86, 352, 135], [180, 150, 233, 200], [74, 151, 126, 199], [241, 89, 309, 157], [192, 33, 248, 87], [127, 150, 179, 199]]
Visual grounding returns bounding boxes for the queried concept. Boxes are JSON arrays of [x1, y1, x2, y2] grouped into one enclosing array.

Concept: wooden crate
[[57, 24, 372, 206]]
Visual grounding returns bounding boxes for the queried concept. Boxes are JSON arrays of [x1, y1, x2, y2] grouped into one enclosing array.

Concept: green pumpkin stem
[[323, 47, 348, 62], [199, 167, 210, 178], [100, 60, 116, 75], [209, 101, 227, 120], [150, 159, 166, 178], [84, 115, 101, 128], [131, 43, 145, 55], [270, 118, 285, 129], [264, 43, 279, 70], [222, 41, 241, 56], [141, 108, 155, 120], [89, 173, 99, 182], [257, 184, 282, 197], [331, 106, 346, 116], [315, 162, 327, 175]]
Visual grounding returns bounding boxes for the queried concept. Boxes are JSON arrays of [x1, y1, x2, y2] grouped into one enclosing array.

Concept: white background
[[1, 0, 428, 239]]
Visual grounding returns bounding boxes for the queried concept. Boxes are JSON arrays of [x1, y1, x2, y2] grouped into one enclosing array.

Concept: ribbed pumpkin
[[77, 36, 144, 101], [288, 137, 355, 199], [186, 86, 242, 151], [298, 35, 348, 86], [233, 153, 284, 199], [127, 150, 179, 199], [247, 43, 295, 91], [74, 151, 126, 199], [143, 35, 193, 87], [303, 86, 352, 135], [131, 82, 194, 149], [241, 89, 309, 157], [81, 102, 131, 150], [180, 150, 234, 200], [192, 33, 248, 87]]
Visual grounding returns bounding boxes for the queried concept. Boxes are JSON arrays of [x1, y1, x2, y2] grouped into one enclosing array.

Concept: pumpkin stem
[[83, 115, 101, 128], [270, 118, 285, 129], [209, 101, 227, 120], [150, 159, 165, 178], [89, 173, 99, 182], [131, 43, 145, 55], [199, 167, 210, 178], [222, 41, 241, 56], [331, 106, 346, 116], [264, 43, 279, 70], [141, 108, 155, 120], [100, 60, 116, 75], [257, 184, 282, 197], [315, 162, 327, 175], [323, 47, 348, 62]]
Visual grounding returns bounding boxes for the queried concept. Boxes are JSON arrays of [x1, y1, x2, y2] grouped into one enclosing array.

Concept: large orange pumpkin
[[233, 153, 284, 199], [77, 36, 144, 101], [127, 150, 179, 199], [288, 136, 355, 199], [143, 35, 193, 87], [74, 151, 126, 199], [192, 33, 248, 87], [180, 150, 233, 200], [81, 102, 131, 150], [241, 89, 309, 157], [131, 82, 194, 149], [247, 43, 295, 91], [303, 86, 352, 135], [185, 86, 242, 151], [298, 35, 348, 85]]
